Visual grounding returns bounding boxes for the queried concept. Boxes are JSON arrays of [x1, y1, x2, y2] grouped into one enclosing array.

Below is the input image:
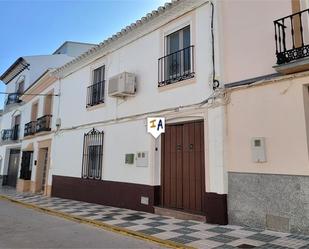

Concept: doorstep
[[154, 206, 206, 222]]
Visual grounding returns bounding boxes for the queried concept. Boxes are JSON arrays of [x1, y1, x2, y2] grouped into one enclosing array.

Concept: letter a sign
[[147, 117, 165, 138]]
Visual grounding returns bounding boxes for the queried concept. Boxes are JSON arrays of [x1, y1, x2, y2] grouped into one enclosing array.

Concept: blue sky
[[0, 0, 168, 106]]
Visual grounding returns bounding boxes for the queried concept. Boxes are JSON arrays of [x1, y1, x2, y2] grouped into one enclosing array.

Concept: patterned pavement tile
[[208, 234, 239, 243], [227, 238, 265, 247], [169, 234, 201, 244], [1, 187, 309, 249], [155, 231, 183, 240], [137, 227, 165, 235], [225, 230, 258, 238], [174, 220, 199, 227], [172, 227, 199, 235], [247, 233, 280, 242], [257, 243, 292, 248], [116, 221, 138, 228], [143, 221, 167, 227], [287, 234, 309, 241], [122, 214, 145, 221], [188, 239, 223, 248], [272, 237, 309, 248], [207, 227, 234, 234]]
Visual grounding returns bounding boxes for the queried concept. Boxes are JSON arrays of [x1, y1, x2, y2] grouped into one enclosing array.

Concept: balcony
[[36, 115, 52, 133], [5, 93, 21, 106], [158, 45, 195, 87], [24, 121, 36, 137], [86, 81, 105, 107], [274, 8, 309, 73], [1, 125, 19, 142]]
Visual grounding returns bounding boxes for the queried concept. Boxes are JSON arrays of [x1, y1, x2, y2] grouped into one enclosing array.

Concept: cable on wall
[[210, 1, 220, 91]]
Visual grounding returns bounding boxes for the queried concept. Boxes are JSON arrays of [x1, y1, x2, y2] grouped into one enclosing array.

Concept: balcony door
[[12, 115, 20, 140], [166, 26, 191, 80], [31, 103, 38, 121], [92, 66, 105, 104]]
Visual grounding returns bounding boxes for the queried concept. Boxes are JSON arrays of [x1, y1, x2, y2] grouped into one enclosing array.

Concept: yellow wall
[[227, 74, 309, 175]]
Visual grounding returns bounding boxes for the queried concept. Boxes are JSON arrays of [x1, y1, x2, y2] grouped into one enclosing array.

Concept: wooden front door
[[161, 120, 205, 214], [7, 149, 21, 187]]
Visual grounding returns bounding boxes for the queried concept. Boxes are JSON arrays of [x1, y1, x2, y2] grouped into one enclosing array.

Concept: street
[[0, 199, 166, 249]]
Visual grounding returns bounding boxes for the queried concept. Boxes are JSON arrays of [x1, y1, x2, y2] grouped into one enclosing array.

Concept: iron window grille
[[5, 93, 21, 106], [1, 125, 19, 141], [36, 115, 52, 133], [274, 8, 309, 64], [24, 121, 37, 137], [82, 128, 104, 180], [87, 66, 105, 107], [158, 25, 194, 87], [86, 81, 105, 107]]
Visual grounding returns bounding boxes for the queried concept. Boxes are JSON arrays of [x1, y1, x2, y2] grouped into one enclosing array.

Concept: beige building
[[224, 0, 309, 234]]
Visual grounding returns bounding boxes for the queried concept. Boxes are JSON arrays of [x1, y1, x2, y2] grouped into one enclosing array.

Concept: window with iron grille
[[158, 25, 194, 86], [81, 128, 104, 180], [87, 66, 105, 107]]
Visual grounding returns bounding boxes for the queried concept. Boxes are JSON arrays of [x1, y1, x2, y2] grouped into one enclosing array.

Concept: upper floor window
[[16, 80, 24, 94], [158, 25, 195, 87], [82, 128, 104, 180], [87, 66, 105, 107]]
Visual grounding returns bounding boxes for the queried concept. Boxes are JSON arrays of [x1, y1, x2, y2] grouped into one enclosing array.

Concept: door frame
[[160, 119, 206, 214], [33, 139, 51, 195], [6, 149, 21, 187]]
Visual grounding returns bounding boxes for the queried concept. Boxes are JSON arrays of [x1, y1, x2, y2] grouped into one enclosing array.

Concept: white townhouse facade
[[0, 42, 96, 193], [48, 0, 293, 225], [50, 0, 228, 224]]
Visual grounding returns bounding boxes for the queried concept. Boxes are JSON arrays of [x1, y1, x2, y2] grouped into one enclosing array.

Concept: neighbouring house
[[0, 41, 96, 193], [2, 0, 309, 235]]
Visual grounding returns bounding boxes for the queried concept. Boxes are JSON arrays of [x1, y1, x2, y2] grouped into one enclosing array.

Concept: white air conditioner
[[108, 72, 136, 97]]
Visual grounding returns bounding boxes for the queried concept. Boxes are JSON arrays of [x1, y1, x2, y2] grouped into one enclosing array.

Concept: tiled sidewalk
[[1, 188, 309, 249]]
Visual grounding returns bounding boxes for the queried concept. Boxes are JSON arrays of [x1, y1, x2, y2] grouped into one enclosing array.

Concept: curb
[[0, 194, 195, 249]]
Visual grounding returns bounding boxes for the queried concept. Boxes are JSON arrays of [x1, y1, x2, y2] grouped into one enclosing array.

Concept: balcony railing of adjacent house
[[274, 8, 309, 65], [24, 121, 37, 137], [5, 93, 21, 106], [86, 81, 105, 107], [36, 115, 52, 133], [158, 45, 195, 87], [1, 125, 19, 141]]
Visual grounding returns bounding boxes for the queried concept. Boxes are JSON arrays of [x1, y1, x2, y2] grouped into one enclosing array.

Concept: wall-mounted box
[[136, 151, 148, 167], [251, 137, 267, 163], [125, 153, 134, 164]]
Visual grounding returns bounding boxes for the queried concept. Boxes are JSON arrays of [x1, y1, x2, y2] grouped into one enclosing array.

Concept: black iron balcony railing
[[158, 45, 195, 87], [24, 121, 36, 137], [274, 8, 309, 64], [1, 125, 19, 141], [86, 81, 105, 107], [36, 115, 52, 133], [5, 93, 21, 106]]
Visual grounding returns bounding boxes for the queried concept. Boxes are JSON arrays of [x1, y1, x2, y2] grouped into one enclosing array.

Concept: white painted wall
[[51, 3, 215, 186]]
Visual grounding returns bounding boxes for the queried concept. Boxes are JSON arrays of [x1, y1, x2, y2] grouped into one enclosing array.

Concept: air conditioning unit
[[108, 72, 136, 97]]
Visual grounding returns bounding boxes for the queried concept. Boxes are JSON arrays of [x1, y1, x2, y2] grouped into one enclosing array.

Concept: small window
[[82, 128, 104, 180], [16, 80, 24, 94], [158, 26, 194, 86], [87, 66, 105, 107]]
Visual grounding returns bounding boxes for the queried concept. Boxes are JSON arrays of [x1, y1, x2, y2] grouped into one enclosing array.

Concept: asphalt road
[[0, 199, 167, 249]]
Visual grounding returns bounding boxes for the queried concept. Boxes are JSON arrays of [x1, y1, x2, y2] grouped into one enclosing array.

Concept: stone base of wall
[[228, 172, 309, 235], [16, 179, 31, 192]]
